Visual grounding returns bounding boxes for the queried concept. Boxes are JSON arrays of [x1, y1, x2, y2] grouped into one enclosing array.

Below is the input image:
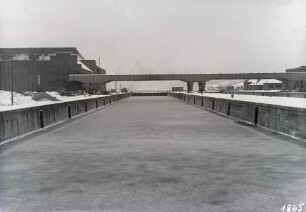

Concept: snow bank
[[0, 90, 109, 112], [181, 92, 306, 109], [0, 90, 36, 106], [46, 91, 61, 98]]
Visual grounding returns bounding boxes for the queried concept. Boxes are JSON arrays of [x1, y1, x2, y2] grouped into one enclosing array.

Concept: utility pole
[[98, 56, 100, 68], [11, 57, 14, 106]]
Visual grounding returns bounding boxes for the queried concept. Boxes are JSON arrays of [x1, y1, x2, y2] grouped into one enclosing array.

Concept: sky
[[0, 0, 305, 89]]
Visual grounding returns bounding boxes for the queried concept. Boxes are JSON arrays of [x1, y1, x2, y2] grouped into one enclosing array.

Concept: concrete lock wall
[[169, 92, 306, 139], [0, 93, 130, 142], [226, 91, 306, 98]]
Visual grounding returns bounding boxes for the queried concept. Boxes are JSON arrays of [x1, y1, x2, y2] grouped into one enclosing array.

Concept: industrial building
[[286, 66, 306, 91], [242, 66, 306, 91], [0, 48, 106, 93]]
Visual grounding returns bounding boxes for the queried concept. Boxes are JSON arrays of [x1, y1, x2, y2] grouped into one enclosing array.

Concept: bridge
[[69, 72, 306, 92]]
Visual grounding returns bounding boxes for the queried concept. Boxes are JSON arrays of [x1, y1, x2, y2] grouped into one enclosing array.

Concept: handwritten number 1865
[[281, 203, 304, 212]]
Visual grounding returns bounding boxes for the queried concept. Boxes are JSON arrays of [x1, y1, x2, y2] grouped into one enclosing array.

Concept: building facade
[[286, 66, 306, 91], [0, 48, 106, 93]]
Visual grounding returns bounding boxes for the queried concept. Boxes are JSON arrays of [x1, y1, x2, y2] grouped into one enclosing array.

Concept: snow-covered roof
[[247, 79, 259, 85], [248, 79, 258, 83], [38, 54, 52, 61], [77, 60, 93, 72], [0, 47, 84, 60], [248, 79, 282, 85], [12, 54, 29, 60], [259, 79, 282, 84]]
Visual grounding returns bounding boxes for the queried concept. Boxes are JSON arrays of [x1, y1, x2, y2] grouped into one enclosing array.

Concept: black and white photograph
[[0, 0, 305, 211]]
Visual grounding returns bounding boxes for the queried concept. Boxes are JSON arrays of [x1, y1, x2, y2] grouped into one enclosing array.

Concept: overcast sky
[[0, 0, 305, 77]]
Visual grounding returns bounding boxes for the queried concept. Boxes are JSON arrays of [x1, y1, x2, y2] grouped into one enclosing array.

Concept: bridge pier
[[101, 83, 107, 93], [187, 82, 194, 93], [198, 82, 206, 93]]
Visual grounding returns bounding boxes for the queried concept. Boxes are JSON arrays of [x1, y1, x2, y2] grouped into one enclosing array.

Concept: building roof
[[286, 66, 306, 72], [97, 67, 106, 74], [0, 47, 84, 60], [247, 79, 282, 85], [247, 79, 259, 85], [79, 60, 97, 72], [259, 79, 282, 84], [77, 60, 93, 73]]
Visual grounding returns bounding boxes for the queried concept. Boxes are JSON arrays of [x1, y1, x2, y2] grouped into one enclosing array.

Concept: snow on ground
[[238, 90, 282, 92], [179, 92, 306, 109], [0, 90, 108, 112], [0, 91, 36, 106]]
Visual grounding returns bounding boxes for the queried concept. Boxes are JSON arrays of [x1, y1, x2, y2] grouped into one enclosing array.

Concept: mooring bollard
[[39, 110, 44, 128], [254, 107, 259, 125], [68, 105, 71, 119], [227, 103, 231, 116]]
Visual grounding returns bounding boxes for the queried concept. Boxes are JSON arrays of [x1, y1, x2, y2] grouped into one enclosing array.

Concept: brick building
[[0, 47, 106, 93]]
